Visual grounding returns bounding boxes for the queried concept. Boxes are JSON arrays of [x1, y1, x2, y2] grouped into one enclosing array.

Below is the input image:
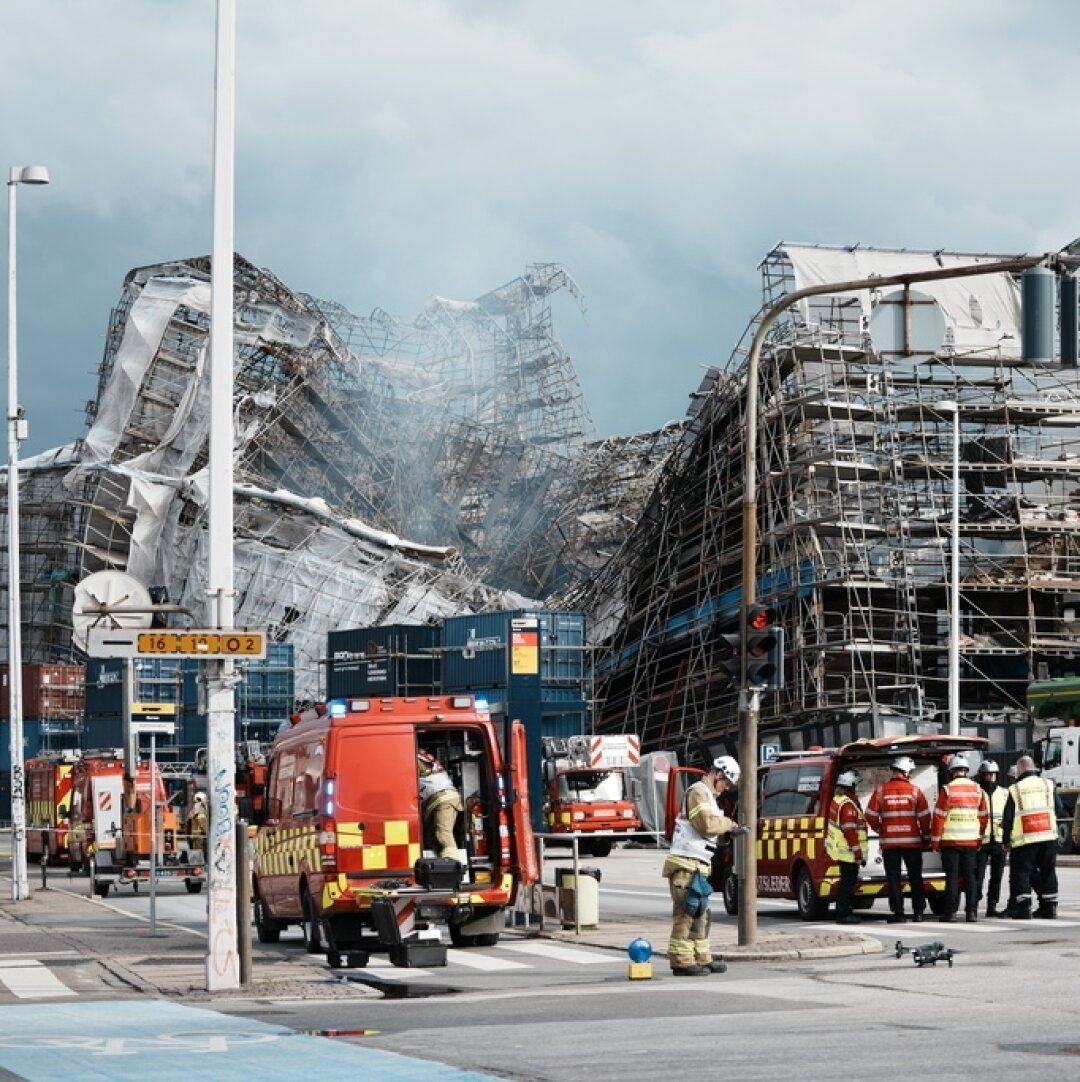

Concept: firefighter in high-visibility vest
[[827, 770, 867, 925], [662, 756, 740, 975], [931, 754, 989, 922], [417, 750, 464, 859], [1001, 755, 1059, 919]]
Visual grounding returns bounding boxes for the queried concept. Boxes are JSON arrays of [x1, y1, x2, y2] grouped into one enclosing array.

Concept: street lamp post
[[6, 164, 49, 902], [736, 252, 1044, 946]]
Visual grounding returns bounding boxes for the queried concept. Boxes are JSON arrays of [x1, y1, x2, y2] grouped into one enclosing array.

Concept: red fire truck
[[25, 752, 79, 866], [252, 695, 538, 968], [66, 752, 206, 897]]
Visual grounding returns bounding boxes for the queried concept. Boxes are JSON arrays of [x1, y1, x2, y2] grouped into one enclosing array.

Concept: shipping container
[[0, 719, 47, 771], [441, 610, 585, 692], [327, 625, 441, 698], [84, 658, 182, 717], [0, 664, 85, 720]]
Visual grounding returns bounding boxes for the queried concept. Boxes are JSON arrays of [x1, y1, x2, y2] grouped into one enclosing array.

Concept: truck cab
[[541, 734, 642, 857]]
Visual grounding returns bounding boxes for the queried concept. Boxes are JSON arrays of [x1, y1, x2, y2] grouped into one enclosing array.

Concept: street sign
[[760, 743, 780, 765], [132, 702, 177, 717], [88, 627, 267, 660], [132, 720, 176, 736]]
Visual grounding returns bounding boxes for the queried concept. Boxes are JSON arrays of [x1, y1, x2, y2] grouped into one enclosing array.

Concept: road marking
[[499, 941, 616, 964], [0, 960, 74, 999], [446, 949, 531, 971]]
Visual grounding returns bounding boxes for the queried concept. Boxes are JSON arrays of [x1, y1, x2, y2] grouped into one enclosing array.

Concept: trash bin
[[557, 866, 601, 928]]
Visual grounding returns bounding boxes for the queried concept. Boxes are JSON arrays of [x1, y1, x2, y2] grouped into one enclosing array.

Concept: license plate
[[155, 869, 176, 878]]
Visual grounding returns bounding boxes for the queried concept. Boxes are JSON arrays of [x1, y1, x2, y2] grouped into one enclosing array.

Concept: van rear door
[[507, 719, 539, 890], [333, 728, 421, 880]]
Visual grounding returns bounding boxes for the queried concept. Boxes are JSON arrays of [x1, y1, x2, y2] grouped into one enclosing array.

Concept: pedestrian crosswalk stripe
[[0, 960, 74, 1000], [446, 950, 531, 971], [498, 941, 616, 964]]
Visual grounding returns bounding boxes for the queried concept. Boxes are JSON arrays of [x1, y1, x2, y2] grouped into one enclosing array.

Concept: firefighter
[[187, 791, 209, 856], [1001, 755, 1058, 919], [865, 755, 931, 924], [661, 755, 740, 975], [827, 769, 867, 925], [931, 754, 988, 922], [975, 759, 1008, 918], [417, 750, 464, 859]]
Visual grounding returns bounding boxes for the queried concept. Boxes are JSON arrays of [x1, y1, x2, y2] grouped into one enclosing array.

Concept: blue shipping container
[[442, 610, 585, 692], [327, 625, 441, 698]]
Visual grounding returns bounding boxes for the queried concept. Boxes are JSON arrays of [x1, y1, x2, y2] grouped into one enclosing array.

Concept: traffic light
[[746, 606, 784, 690]]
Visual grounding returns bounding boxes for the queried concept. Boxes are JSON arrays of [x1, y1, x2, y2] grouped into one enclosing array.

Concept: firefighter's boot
[[706, 957, 727, 974], [1012, 899, 1032, 920], [1035, 901, 1057, 919], [671, 964, 710, 976]]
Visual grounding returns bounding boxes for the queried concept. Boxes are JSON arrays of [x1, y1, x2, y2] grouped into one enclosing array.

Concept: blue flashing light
[[627, 937, 653, 963], [328, 700, 347, 717]]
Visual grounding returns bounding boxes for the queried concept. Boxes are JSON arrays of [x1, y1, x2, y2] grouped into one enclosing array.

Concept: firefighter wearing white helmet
[[931, 753, 989, 922], [865, 754, 931, 923], [662, 756, 740, 975], [826, 769, 867, 924], [975, 759, 1008, 917]]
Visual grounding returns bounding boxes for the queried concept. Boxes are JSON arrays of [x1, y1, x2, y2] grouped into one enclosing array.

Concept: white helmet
[[836, 769, 860, 789], [978, 759, 999, 774], [948, 754, 970, 773], [712, 755, 741, 784], [891, 756, 916, 776]]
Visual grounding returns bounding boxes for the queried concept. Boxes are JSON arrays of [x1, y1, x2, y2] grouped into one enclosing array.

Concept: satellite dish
[[72, 570, 153, 654]]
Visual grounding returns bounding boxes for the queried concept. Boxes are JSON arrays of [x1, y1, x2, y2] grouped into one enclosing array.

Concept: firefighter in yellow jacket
[[418, 750, 464, 859], [661, 756, 740, 976], [827, 770, 867, 925]]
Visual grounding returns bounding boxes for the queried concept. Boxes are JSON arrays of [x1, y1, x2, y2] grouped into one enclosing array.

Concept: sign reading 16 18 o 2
[[135, 630, 267, 659]]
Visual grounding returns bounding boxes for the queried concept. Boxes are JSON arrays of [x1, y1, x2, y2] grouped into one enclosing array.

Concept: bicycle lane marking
[[0, 1000, 503, 1081]]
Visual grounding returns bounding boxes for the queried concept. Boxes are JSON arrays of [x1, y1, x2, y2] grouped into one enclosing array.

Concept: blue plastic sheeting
[[0, 999, 504, 1082]]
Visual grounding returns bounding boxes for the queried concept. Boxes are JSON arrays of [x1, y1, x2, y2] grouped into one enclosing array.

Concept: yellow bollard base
[[627, 961, 653, 980]]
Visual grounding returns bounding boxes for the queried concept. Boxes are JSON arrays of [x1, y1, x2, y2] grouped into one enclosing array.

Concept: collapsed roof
[[6, 256, 677, 698]]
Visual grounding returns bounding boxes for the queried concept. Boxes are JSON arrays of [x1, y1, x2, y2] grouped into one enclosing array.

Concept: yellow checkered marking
[[756, 816, 825, 862], [255, 824, 319, 876]]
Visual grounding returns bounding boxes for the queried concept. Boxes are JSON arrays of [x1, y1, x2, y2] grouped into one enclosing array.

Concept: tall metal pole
[[206, 0, 239, 991], [736, 253, 1045, 947], [6, 165, 48, 902], [948, 401, 961, 736]]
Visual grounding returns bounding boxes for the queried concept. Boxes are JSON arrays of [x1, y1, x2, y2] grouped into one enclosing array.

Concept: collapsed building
[[579, 243, 1080, 758], [5, 256, 677, 699]]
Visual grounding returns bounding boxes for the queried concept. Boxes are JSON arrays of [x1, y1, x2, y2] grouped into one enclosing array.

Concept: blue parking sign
[[760, 743, 780, 765]]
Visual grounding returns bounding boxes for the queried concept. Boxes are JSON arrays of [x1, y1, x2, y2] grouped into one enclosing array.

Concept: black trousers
[[835, 861, 860, 919], [940, 846, 978, 916], [975, 842, 1006, 909], [882, 847, 925, 916], [1010, 840, 1058, 906]]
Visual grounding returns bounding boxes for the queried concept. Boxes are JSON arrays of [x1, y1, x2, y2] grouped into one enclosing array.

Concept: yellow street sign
[[135, 630, 267, 659]]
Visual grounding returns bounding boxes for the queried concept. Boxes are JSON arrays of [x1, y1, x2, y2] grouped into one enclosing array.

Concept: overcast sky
[[3, 0, 1080, 456]]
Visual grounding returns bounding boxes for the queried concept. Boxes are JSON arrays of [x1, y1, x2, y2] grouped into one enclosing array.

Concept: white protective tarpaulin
[[781, 245, 1023, 359]]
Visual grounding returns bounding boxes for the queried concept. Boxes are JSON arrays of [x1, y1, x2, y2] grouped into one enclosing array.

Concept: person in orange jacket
[[931, 754, 989, 922], [865, 755, 931, 924]]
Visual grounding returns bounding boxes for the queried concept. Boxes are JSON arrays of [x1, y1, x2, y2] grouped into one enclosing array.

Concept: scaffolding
[[2, 255, 668, 701], [580, 243, 1080, 758]]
